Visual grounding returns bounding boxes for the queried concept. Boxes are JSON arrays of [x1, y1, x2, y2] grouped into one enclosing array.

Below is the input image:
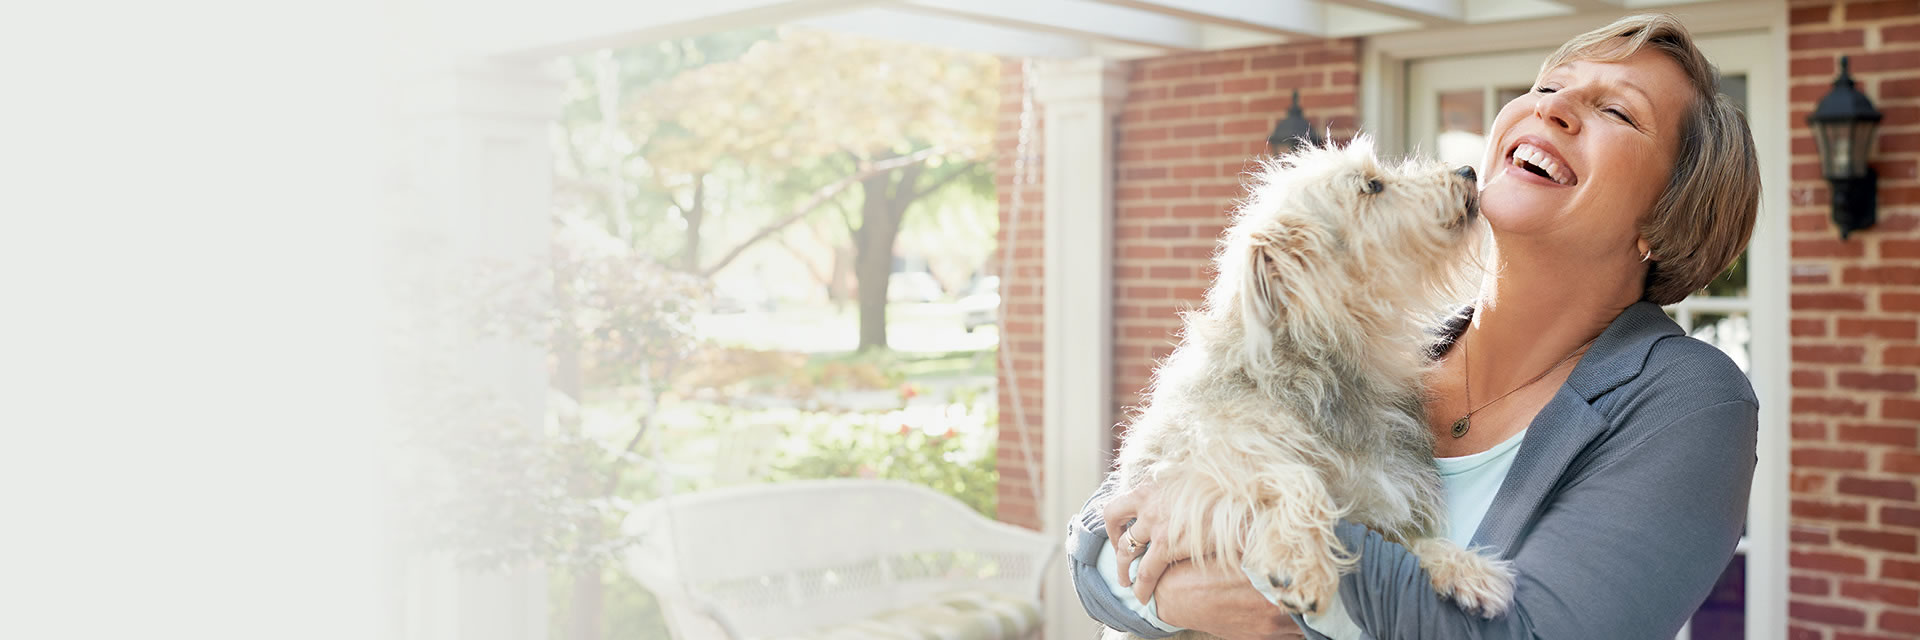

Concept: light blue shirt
[[1096, 429, 1527, 637]]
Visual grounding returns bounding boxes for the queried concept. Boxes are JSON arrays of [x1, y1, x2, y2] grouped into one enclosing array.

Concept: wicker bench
[[624, 479, 1053, 639]]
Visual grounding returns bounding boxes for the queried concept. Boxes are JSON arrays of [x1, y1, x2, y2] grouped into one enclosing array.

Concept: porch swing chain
[[1001, 59, 1044, 518]]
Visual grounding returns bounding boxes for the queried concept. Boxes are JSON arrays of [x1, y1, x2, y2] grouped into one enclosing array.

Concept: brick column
[[1786, 2, 1920, 638]]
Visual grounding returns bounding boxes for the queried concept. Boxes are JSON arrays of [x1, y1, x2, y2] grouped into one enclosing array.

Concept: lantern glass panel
[[1849, 120, 1880, 176], [1813, 120, 1852, 178]]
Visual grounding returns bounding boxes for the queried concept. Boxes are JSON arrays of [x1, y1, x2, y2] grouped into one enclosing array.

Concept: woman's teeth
[[1511, 143, 1573, 186]]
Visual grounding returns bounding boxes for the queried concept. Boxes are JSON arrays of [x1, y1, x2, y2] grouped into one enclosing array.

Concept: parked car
[[887, 271, 945, 303], [958, 276, 999, 333]]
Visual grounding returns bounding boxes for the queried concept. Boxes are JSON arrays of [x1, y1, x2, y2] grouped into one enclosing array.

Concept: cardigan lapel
[[1470, 389, 1608, 555], [1467, 302, 1683, 556]]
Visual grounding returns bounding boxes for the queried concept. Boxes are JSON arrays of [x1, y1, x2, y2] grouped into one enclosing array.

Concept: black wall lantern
[[1267, 90, 1320, 155], [1808, 56, 1883, 240]]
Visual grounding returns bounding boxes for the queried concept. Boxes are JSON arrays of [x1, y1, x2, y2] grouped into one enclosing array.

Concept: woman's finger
[[1113, 518, 1151, 587], [1130, 542, 1178, 605], [1101, 489, 1141, 557]]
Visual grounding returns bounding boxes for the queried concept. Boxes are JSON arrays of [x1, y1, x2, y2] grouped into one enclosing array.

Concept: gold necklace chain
[[1452, 331, 1598, 439]]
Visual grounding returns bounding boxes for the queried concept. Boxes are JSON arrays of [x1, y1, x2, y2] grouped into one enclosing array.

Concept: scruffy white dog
[[1106, 137, 1512, 636]]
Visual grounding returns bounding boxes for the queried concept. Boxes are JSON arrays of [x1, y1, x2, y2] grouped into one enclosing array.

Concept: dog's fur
[[1107, 137, 1513, 637]]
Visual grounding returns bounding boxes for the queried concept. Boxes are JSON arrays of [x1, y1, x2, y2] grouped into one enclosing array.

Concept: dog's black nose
[[1455, 165, 1477, 182]]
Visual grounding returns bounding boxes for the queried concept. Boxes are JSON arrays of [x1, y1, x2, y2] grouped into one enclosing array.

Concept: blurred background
[[382, 27, 1017, 640]]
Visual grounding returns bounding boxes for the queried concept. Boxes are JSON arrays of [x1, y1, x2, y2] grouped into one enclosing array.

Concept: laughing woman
[[1068, 13, 1760, 640]]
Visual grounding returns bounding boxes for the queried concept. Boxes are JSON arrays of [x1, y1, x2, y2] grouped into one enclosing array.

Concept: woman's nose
[[1533, 93, 1581, 134]]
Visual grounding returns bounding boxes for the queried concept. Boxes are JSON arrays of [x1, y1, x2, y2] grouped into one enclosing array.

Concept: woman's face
[[1478, 46, 1694, 254]]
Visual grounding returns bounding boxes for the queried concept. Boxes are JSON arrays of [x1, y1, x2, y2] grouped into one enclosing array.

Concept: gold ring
[[1124, 529, 1146, 553]]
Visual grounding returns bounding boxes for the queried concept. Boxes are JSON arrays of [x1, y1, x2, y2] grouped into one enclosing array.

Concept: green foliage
[[396, 221, 718, 573], [641, 29, 998, 171], [769, 401, 999, 518]]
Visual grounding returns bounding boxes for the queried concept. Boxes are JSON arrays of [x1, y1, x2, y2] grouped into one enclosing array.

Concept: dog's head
[[1216, 135, 1481, 361]]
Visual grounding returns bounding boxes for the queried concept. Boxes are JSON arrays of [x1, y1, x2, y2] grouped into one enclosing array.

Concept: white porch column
[[395, 60, 563, 640], [1035, 57, 1127, 640]]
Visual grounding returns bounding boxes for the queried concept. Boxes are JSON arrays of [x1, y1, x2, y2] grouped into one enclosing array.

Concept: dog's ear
[[1239, 237, 1278, 362], [1239, 221, 1313, 364], [1345, 132, 1376, 156]]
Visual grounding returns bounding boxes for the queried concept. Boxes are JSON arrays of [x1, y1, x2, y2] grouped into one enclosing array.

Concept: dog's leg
[[1236, 463, 1351, 616], [1407, 537, 1516, 618]]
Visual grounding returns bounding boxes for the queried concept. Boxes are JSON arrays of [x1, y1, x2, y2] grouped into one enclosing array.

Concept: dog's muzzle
[[1454, 165, 1480, 224]]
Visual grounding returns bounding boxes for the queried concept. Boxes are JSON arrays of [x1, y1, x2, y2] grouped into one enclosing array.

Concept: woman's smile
[[1500, 137, 1577, 187]]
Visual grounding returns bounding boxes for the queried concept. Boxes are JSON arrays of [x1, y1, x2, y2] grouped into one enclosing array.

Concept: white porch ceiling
[[463, 0, 1725, 60]]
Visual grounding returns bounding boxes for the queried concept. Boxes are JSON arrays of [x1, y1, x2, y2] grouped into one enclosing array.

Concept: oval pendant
[[1450, 416, 1470, 438]]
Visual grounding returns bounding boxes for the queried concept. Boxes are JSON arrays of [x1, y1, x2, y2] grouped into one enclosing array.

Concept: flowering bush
[[770, 400, 998, 518]]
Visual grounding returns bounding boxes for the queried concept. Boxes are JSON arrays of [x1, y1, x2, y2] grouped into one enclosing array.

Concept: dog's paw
[[1247, 553, 1343, 615], [1439, 557, 1515, 618], [1411, 539, 1515, 618]]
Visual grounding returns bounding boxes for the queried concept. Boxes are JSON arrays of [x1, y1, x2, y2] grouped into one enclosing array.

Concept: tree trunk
[[569, 561, 604, 640], [830, 244, 853, 310], [680, 175, 706, 272], [853, 221, 893, 350], [852, 161, 924, 351]]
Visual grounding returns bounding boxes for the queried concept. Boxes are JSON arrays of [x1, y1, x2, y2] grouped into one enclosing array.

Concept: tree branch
[[907, 161, 978, 202], [890, 163, 927, 212], [698, 147, 943, 278], [773, 234, 833, 287], [830, 198, 858, 239], [601, 356, 677, 498]]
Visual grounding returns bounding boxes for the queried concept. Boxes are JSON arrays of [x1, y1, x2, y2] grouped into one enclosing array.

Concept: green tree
[[550, 30, 771, 261], [643, 29, 998, 349]]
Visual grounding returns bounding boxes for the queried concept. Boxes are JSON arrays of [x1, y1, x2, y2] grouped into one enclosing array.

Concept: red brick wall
[[1787, 2, 1920, 638], [995, 59, 1047, 531], [992, 43, 1362, 530], [1110, 40, 1362, 443]]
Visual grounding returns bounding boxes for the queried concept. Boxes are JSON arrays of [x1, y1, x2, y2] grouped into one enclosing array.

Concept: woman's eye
[[1534, 86, 1557, 94], [1605, 108, 1635, 125]]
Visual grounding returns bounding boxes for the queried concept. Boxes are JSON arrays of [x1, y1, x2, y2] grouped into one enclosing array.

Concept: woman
[[1068, 13, 1761, 640]]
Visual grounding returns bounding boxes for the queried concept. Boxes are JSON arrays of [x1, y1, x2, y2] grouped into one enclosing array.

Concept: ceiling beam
[[1320, 0, 1465, 24], [461, 0, 886, 59], [1550, 0, 1630, 11], [900, 0, 1200, 51], [794, 7, 1094, 58], [1368, 0, 1768, 58], [1086, 0, 1326, 38]]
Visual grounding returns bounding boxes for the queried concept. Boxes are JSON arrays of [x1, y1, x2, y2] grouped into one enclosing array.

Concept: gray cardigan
[[1066, 302, 1758, 639]]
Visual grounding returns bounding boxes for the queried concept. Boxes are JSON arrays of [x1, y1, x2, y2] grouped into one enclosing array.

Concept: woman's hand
[[1101, 481, 1190, 603], [1154, 560, 1306, 640], [1103, 481, 1304, 640]]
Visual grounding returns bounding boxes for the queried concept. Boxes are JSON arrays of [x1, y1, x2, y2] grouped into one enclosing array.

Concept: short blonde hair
[[1542, 13, 1760, 305]]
